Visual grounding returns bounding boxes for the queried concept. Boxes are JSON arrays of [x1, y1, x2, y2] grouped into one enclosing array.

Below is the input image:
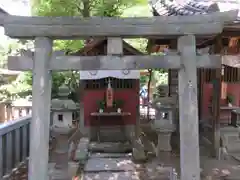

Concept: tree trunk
[[82, 0, 90, 17]]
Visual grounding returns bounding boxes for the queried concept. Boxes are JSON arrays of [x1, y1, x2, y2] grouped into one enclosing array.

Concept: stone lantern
[[151, 98, 176, 156], [51, 84, 78, 128], [49, 84, 78, 180]]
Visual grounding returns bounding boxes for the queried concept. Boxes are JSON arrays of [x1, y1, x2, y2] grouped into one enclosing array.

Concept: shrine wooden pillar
[[211, 35, 222, 157], [79, 80, 86, 135], [28, 37, 52, 180], [178, 35, 200, 180]]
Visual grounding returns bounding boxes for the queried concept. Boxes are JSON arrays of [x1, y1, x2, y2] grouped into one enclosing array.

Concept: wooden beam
[[1, 10, 238, 39], [28, 37, 52, 180], [178, 35, 200, 180], [8, 54, 221, 71]]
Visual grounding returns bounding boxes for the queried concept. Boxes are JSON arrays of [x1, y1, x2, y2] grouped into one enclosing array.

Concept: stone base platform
[[81, 152, 173, 180], [82, 153, 143, 180], [83, 171, 142, 180]]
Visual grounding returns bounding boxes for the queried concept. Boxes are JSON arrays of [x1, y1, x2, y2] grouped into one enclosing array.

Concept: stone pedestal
[[51, 126, 73, 180], [157, 130, 172, 152], [151, 121, 175, 156]]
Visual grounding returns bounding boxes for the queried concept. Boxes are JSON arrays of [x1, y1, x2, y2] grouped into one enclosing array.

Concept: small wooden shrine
[[76, 39, 142, 142]]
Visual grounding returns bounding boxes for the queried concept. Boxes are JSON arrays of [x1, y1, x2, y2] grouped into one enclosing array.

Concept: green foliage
[[140, 75, 149, 86], [152, 71, 168, 86], [122, 4, 151, 17], [97, 99, 106, 109], [0, 39, 27, 68], [227, 94, 234, 104], [0, 72, 33, 102], [0, 39, 35, 102], [53, 40, 84, 52], [32, 0, 147, 51], [0, 70, 80, 102], [113, 99, 124, 108], [32, 0, 149, 52], [124, 38, 148, 53], [0, 75, 32, 102]]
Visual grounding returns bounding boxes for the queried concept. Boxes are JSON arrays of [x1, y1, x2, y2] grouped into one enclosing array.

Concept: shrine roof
[[149, 0, 240, 19], [148, 0, 240, 47], [0, 7, 8, 15], [70, 39, 144, 56], [149, 0, 240, 35]]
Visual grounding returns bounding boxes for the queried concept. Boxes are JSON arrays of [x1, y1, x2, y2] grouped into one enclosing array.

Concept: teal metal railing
[[0, 115, 31, 178]]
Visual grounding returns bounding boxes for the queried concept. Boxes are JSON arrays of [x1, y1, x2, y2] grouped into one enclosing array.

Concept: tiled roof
[[0, 7, 8, 14], [149, 0, 239, 20]]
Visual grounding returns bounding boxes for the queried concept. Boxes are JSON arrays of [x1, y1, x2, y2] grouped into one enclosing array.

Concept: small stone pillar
[[151, 99, 176, 156]]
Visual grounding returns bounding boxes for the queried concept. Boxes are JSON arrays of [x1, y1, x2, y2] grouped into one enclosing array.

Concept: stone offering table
[[209, 105, 239, 125], [90, 112, 131, 142]]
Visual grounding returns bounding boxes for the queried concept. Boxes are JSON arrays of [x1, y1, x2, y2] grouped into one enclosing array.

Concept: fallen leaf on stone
[[221, 169, 230, 175]]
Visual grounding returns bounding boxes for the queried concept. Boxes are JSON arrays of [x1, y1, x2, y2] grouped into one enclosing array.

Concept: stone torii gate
[[0, 10, 238, 180]]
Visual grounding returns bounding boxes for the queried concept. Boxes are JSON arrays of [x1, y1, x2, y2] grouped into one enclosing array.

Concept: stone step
[[83, 153, 146, 180], [82, 153, 174, 180], [82, 171, 172, 180], [84, 157, 138, 172], [90, 152, 132, 158], [89, 142, 132, 153], [82, 171, 141, 180], [83, 163, 173, 180]]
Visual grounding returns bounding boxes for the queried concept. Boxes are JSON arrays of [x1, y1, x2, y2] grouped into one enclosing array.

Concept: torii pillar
[[178, 35, 200, 180], [28, 37, 52, 180]]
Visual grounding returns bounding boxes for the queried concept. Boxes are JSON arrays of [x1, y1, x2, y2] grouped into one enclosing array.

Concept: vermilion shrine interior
[[77, 39, 141, 141]]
